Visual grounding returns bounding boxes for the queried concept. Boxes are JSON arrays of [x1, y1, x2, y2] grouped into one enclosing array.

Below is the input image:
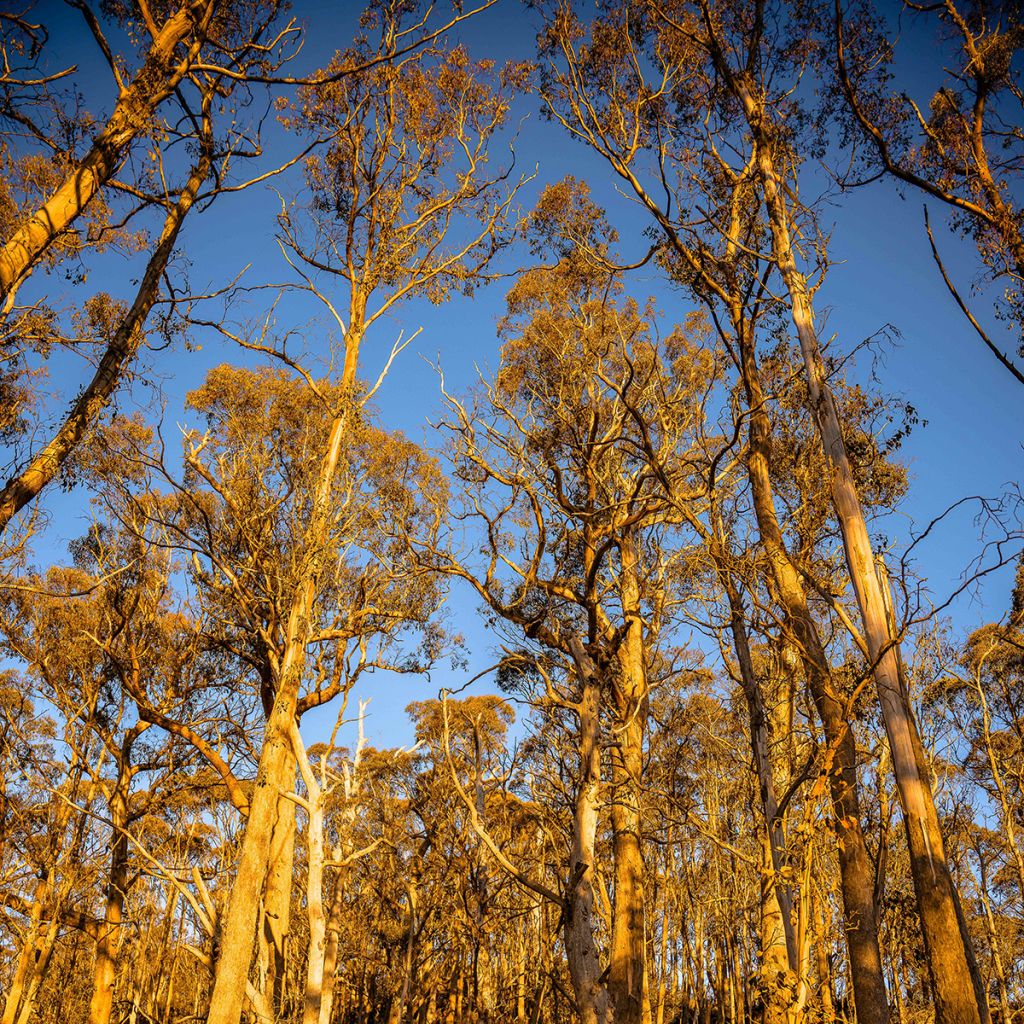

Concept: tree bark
[[263, 762, 297, 1016], [88, 726, 146, 1024], [607, 533, 649, 1024], [318, 869, 347, 1024], [206, 403, 351, 1024], [0, 146, 212, 531], [563, 642, 612, 1024], [734, 319, 889, 1024]]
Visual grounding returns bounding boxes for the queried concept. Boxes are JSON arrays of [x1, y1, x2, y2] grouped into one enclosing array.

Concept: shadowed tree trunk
[[0, 142, 212, 532]]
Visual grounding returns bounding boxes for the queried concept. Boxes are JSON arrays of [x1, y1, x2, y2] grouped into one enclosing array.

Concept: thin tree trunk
[[1, 876, 48, 1024], [563, 645, 612, 1024], [814, 889, 838, 1023], [471, 719, 494, 1024], [758, 836, 795, 1024], [12, 919, 57, 1024], [89, 726, 146, 1024], [318, 869, 347, 1024]]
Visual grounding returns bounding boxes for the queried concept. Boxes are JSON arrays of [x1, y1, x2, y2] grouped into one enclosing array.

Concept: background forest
[[0, 2, 1023, 1024]]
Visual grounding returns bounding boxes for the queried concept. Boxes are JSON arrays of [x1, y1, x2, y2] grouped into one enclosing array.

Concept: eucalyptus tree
[[422, 213, 726, 1022], [536, 11, 896, 1022], [0, 0, 305, 533], [536, 4, 984, 1020]]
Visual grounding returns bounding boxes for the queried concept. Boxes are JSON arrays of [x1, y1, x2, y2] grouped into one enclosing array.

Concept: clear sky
[[16, 0, 1024, 751]]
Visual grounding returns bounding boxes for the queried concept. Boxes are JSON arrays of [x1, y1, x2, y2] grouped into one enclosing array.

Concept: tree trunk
[[318, 869, 347, 1024], [976, 854, 1009, 1024], [608, 533, 649, 1024], [758, 837, 796, 1024], [12, 919, 57, 1024], [720, 561, 798, 968], [471, 719, 495, 1024], [88, 792, 128, 1024], [735, 320, 888, 1024], [728, 68, 987, 1024], [0, 146, 212, 531], [263, 760, 297, 1016], [207, 405, 352, 1024], [0, 1, 208, 307], [1, 876, 48, 1024], [302, 794, 326, 1024], [563, 647, 612, 1024], [814, 889, 838, 1023]]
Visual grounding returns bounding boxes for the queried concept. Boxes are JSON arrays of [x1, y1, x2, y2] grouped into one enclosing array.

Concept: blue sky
[[15, 0, 1024, 750]]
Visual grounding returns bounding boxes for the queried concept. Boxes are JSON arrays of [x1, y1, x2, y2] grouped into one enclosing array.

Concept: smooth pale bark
[[564, 639, 613, 1024], [291, 723, 327, 1024], [318, 740, 366, 1024], [0, 1, 210, 307], [728, 68, 986, 1024], [735, 322, 888, 1024], [607, 534, 649, 1024], [0, 148, 212, 532]]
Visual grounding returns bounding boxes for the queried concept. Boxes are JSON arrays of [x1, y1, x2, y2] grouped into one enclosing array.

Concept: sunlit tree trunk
[[12, 919, 58, 1024], [0, 145, 212, 531], [731, 68, 986, 1024], [564, 643, 612, 1024], [1, 877, 49, 1024], [471, 718, 495, 1024], [607, 533, 649, 1024], [0, 1, 210, 308], [734, 318, 888, 1024], [975, 852, 1009, 1024], [207, 394, 353, 1024], [261, 755, 297, 1017], [89, 724, 146, 1024], [296, 751, 327, 1024]]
